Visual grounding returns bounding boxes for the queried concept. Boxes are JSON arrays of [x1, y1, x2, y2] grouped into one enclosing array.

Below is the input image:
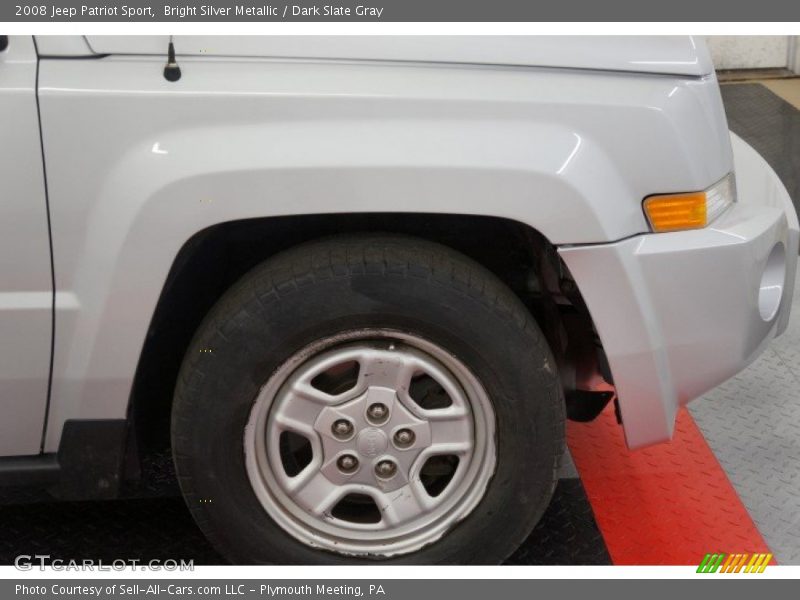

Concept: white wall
[[705, 36, 792, 70], [791, 38, 800, 74]]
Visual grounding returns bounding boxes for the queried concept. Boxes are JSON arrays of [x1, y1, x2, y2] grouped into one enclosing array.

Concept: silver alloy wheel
[[244, 329, 497, 557]]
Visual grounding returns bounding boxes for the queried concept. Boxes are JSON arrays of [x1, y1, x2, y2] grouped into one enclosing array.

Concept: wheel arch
[[128, 213, 613, 470]]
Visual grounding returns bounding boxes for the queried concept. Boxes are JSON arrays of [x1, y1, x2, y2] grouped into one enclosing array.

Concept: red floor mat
[[567, 406, 774, 565]]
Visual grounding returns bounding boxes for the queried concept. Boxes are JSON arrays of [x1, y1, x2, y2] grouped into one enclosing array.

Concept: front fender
[[38, 54, 727, 451]]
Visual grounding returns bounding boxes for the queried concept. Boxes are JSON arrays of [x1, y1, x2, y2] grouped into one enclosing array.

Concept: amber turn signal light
[[643, 192, 707, 232], [643, 173, 736, 233]]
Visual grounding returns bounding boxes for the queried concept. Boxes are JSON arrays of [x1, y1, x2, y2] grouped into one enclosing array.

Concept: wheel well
[[128, 213, 612, 473]]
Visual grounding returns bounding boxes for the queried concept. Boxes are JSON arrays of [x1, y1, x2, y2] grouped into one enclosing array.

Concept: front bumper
[[559, 133, 799, 449]]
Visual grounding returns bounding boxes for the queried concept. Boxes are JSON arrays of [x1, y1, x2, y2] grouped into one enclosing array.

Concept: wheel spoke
[[427, 414, 474, 454], [374, 482, 430, 527], [358, 348, 415, 391], [288, 469, 342, 516], [271, 386, 330, 435], [292, 379, 339, 404]]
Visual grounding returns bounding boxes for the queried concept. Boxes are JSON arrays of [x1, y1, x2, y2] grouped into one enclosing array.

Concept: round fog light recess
[[758, 242, 786, 321]]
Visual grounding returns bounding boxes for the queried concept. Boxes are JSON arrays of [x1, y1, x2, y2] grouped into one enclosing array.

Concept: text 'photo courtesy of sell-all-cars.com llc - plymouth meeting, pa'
[[0, 34, 797, 565]]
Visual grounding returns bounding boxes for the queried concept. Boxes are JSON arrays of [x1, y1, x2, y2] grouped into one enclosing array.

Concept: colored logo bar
[[697, 553, 772, 573]]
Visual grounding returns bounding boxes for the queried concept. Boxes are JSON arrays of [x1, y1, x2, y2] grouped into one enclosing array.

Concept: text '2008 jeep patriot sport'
[[0, 35, 797, 564]]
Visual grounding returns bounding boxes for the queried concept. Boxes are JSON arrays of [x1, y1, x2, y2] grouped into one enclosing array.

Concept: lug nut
[[374, 460, 397, 479], [367, 403, 389, 423], [331, 419, 354, 439], [393, 428, 415, 448], [337, 454, 359, 474]]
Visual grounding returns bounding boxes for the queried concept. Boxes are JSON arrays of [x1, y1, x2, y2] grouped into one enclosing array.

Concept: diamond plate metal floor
[[721, 83, 800, 216], [567, 404, 771, 565], [689, 264, 800, 565], [688, 81, 800, 565], [0, 474, 611, 566]]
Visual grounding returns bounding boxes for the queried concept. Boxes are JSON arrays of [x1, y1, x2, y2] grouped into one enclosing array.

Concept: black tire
[[172, 234, 564, 564]]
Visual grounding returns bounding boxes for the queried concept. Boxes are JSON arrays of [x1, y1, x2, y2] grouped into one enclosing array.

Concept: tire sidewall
[[172, 238, 563, 564]]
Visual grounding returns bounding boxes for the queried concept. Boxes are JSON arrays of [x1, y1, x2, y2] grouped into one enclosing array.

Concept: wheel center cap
[[356, 428, 388, 458]]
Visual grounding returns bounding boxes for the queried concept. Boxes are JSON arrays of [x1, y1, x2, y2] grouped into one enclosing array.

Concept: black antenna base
[[163, 41, 181, 82]]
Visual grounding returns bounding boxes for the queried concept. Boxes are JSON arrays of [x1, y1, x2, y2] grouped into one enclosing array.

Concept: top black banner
[[3, 0, 800, 22]]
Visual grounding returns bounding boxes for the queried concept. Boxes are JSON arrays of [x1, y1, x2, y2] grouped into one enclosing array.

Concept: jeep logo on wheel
[[356, 428, 388, 458]]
